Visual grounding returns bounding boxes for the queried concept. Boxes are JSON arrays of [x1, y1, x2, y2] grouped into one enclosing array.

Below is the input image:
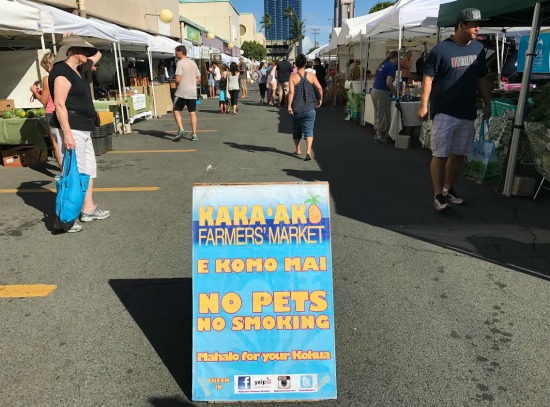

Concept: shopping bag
[[464, 120, 502, 184], [55, 150, 90, 224]]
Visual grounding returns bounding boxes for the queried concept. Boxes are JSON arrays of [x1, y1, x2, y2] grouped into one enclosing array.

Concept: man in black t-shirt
[[276, 55, 293, 106], [418, 8, 491, 213], [314, 58, 327, 90], [415, 51, 427, 82]]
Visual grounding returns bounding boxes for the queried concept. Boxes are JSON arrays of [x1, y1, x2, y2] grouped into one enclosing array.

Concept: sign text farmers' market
[[197, 203, 326, 245]]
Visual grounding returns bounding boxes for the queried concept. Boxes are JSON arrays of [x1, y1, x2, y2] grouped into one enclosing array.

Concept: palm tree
[[289, 16, 305, 55], [260, 13, 273, 60], [283, 6, 295, 20], [283, 6, 295, 53]]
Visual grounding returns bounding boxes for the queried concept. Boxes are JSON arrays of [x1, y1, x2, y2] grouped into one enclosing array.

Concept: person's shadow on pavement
[[15, 181, 57, 233]]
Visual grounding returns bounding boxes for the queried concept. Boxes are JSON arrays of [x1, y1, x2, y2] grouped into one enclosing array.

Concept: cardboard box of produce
[[0, 99, 15, 113], [2, 145, 41, 167]]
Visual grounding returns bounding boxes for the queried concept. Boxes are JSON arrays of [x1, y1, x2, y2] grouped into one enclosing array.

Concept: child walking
[[219, 67, 228, 114]]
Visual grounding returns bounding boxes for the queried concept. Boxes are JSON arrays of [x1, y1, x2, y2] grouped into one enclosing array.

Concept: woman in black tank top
[[49, 35, 111, 233], [287, 54, 323, 161]]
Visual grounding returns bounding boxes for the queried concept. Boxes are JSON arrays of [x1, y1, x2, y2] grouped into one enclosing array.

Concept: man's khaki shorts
[[277, 82, 289, 95]]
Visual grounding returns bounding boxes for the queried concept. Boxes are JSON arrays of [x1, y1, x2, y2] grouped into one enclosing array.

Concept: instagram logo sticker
[[277, 376, 291, 389]]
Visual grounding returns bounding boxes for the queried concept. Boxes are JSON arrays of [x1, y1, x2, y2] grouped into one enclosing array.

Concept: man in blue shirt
[[371, 51, 398, 143], [418, 8, 491, 212]]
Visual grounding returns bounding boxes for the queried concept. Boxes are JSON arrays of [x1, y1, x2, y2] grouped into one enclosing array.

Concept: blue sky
[[231, 0, 379, 51]]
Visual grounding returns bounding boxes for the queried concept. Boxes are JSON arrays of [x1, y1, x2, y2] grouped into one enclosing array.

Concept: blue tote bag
[[56, 150, 90, 223], [465, 119, 502, 184]]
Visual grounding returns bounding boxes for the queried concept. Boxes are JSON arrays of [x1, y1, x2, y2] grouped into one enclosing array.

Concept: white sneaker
[[53, 220, 83, 233], [443, 187, 464, 205], [80, 207, 111, 222]]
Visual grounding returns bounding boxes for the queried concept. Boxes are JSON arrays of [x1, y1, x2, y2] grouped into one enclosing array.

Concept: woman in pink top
[[30, 52, 61, 168]]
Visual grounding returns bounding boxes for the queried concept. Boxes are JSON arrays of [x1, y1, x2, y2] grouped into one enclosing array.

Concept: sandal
[[305, 153, 312, 161]]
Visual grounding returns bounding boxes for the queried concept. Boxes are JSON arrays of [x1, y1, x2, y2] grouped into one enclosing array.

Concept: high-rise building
[[263, 0, 302, 41], [333, 0, 355, 28]]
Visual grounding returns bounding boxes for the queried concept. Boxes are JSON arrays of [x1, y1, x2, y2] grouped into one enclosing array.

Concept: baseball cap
[[456, 8, 489, 24], [53, 35, 98, 65]]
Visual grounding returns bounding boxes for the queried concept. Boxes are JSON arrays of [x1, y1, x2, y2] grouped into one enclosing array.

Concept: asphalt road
[[1, 89, 549, 406]]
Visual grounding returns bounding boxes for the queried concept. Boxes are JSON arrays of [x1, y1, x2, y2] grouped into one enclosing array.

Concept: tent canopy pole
[[496, 32, 502, 88], [113, 42, 126, 133], [148, 49, 158, 118], [396, 25, 403, 98], [503, 2, 544, 197]]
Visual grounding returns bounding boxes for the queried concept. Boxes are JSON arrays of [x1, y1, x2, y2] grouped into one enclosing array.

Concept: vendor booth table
[[94, 93, 152, 131], [0, 117, 48, 150], [364, 94, 421, 140], [126, 94, 152, 124], [389, 100, 422, 140]]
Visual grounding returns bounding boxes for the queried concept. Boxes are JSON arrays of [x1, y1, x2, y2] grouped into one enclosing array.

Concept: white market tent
[[18, 0, 117, 43], [307, 44, 329, 60], [0, 0, 56, 108], [328, 27, 342, 52], [16, 0, 184, 123], [339, 8, 392, 42], [361, 0, 456, 39], [0, 0, 45, 35]]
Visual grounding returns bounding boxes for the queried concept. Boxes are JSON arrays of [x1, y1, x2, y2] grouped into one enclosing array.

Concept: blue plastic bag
[[55, 150, 90, 223]]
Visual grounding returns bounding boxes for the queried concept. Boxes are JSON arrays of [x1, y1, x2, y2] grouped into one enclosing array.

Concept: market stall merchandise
[[0, 117, 48, 150]]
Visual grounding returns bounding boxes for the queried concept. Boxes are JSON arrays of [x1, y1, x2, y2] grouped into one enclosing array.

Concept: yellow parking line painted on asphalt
[[0, 284, 57, 298], [107, 150, 196, 154], [0, 189, 52, 193], [0, 187, 160, 194], [156, 117, 229, 121], [166, 130, 218, 133], [94, 187, 160, 192]]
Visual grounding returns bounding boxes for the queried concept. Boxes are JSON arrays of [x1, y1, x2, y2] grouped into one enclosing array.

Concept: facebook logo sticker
[[238, 376, 251, 390]]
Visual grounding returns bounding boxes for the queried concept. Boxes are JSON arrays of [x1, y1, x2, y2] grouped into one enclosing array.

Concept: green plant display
[[527, 82, 550, 128]]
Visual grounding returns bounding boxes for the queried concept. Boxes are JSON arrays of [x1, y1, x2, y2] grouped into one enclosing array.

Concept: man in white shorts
[[418, 8, 491, 212], [172, 45, 201, 141]]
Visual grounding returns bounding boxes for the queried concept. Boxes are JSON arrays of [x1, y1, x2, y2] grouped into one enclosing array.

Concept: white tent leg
[[501, 30, 507, 71], [496, 32, 502, 88], [117, 42, 128, 111], [40, 34, 45, 51], [396, 25, 403, 98], [51, 31, 57, 55], [366, 37, 371, 72], [113, 42, 126, 134], [148, 49, 158, 118], [503, 2, 543, 197]]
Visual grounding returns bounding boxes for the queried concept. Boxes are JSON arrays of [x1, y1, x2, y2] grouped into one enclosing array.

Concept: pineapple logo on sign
[[305, 195, 322, 224]]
